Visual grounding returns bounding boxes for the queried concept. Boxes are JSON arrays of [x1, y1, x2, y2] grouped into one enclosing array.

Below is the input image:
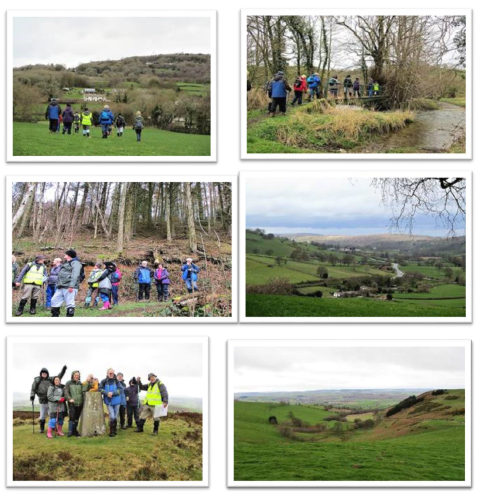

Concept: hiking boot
[[134, 419, 145, 433], [29, 299, 37, 315], [121, 424, 127, 430], [68, 420, 75, 437], [39, 419, 45, 433], [51, 307, 60, 317], [109, 421, 115, 437], [113, 419, 118, 436], [66, 307, 75, 317], [15, 299, 28, 316], [153, 421, 160, 436]]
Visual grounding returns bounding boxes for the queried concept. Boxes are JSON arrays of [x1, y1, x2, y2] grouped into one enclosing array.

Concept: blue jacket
[[100, 377, 123, 406], [307, 75, 320, 89], [135, 266, 153, 284], [45, 103, 61, 120], [181, 263, 200, 282], [99, 109, 114, 124], [269, 73, 291, 98], [118, 380, 127, 406]]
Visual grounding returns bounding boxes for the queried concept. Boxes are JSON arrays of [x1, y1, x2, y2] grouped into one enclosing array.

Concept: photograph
[[242, 9, 471, 159], [228, 339, 471, 486], [8, 177, 236, 321], [7, 336, 208, 486], [7, 10, 216, 161], [240, 171, 470, 321]]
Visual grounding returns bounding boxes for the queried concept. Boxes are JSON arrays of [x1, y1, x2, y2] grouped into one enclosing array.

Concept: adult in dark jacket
[[116, 373, 128, 430], [125, 378, 142, 428], [62, 104, 75, 135], [51, 249, 83, 318], [64, 370, 91, 437], [267, 71, 291, 117], [45, 99, 62, 133], [99, 368, 124, 437], [45, 258, 62, 311], [31, 365, 67, 433], [135, 373, 168, 436], [14, 254, 48, 316], [154, 264, 170, 302], [134, 261, 154, 301]]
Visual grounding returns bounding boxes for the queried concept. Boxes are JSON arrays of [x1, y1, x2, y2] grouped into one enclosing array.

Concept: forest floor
[[12, 234, 232, 318], [13, 410, 203, 482], [13, 122, 211, 157]]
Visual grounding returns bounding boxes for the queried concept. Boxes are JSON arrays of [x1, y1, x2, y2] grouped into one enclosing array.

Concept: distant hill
[[284, 233, 440, 247]]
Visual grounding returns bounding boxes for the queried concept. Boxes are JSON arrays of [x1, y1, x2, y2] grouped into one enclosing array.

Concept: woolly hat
[[147, 373, 157, 379], [65, 249, 77, 259]]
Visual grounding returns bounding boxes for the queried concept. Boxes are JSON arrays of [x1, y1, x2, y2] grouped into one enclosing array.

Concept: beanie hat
[[147, 373, 157, 379], [65, 249, 77, 258]]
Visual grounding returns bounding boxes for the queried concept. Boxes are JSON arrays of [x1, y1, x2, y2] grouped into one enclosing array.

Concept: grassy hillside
[[234, 390, 465, 481], [13, 411, 202, 482], [13, 122, 210, 156]]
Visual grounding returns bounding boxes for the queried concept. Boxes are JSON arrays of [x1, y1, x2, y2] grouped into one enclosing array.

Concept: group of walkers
[[45, 98, 145, 141], [30, 365, 168, 438], [261, 71, 381, 117], [12, 251, 201, 317]]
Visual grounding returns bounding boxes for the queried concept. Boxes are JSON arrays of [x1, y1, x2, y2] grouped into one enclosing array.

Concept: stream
[[358, 101, 466, 153]]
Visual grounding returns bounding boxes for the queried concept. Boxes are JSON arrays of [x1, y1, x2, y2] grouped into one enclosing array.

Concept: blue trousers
[[112, 286, 119, 305], [45, 284, 56, 308], [185, 278, 198, 292], [101, 123, 110, 136]]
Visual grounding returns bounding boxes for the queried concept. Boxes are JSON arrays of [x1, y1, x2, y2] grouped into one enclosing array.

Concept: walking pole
[[32, 400, 35, 434]]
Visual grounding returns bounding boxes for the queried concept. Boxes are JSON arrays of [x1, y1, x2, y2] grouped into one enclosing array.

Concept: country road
[[392, 263, 404, 278]]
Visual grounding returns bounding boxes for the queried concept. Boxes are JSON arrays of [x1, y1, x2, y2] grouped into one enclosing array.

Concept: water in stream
[[358, 102, 466, 153]]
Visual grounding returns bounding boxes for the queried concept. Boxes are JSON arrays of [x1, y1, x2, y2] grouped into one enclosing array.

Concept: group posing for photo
[[12, 251, 200, 317], [31, 365, 168, 438]]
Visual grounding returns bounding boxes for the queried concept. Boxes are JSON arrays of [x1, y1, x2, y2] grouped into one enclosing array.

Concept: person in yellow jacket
[[81, 107, 93, 138], [14, 255, 48, 316], [134, 373, 168, 435], [85, 263, 102, 308]]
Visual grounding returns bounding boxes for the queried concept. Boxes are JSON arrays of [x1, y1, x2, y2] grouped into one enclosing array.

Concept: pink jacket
[[112, 269, 122, 287]]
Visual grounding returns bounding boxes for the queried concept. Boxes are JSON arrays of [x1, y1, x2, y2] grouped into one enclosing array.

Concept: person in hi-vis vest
[[14, 254, 48, 316], [135, 373, 168, 436]]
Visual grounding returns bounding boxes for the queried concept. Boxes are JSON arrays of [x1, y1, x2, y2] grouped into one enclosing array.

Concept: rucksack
[[293, 78, 302, 89], [100, 110, 110, 121], [116, 116, 125, 127], [306, 76, 315, 84], [79, 264, 86, 283], [134, 117, 143, 130], [110, 271, 120, 284], [329, 78, 336, 86]]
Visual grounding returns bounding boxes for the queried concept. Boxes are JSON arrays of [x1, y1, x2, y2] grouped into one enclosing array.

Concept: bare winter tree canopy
[[371, 177, 466, 237], [247, 15, 466, 108]]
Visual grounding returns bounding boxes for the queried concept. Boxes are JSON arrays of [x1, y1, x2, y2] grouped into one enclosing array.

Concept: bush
[[246, 278, 296, 296], [432, 389, 447, 396], [354, 419, 375, 430], [386, 395, 423, 417]]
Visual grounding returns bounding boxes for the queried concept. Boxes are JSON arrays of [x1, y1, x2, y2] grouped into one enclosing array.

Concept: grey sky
[[234, 346, 465, 392], [13, 17, 211, 68], [13, 342, 204, 399], [246, 177, 465, 237]]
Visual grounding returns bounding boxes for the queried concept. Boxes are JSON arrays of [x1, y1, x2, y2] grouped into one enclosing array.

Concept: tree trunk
[[116, 183, 127, 253], [12, 183, 36, 231], [185, 183, 197, 252]]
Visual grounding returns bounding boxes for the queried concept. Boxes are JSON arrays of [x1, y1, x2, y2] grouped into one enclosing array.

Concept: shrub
[[432, 389, 447, 396], [246, 278, 296, 296], [386, 395, 423, 417]]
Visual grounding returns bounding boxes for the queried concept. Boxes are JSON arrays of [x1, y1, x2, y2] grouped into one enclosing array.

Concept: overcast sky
[[13, 342, 204, 399], [13, 17, 211, 68], [246, 177, 465, 237], [234, 346, 465, 393]]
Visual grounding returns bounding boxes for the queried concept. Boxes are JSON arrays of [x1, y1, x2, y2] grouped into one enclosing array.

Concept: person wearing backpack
[[353, 77, 361, 98], [154, 263, 170, 302], [343, 75, 353, 98], [81, 107, 93, 138], [328, 75, 339, 97], [181, 258, 200, 293], [14, 254, 48, 316], [62, 104, 75, 135], [110, 265, 122, 305], [134, 373, 168, 436], [50, 250, 83, 318], [267, 71, 291, 117], [93, 261, 117, 311], [45, 98, 62, 133], [45, 258, 62, 311], [134, 261, 154, 301], [73, 111, 81, 134], [291, 74, 307, 106], [114, 113, 126, 137], [85, 262, 102, 308], [306, 73, 321, 101], [99, 105, 115, 139], [133, 111, 145, 142], [31, 365, 67, 434]]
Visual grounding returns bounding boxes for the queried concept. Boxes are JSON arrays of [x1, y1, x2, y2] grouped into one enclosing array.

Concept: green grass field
[[13, 122, 210, 156], [234, 392, 465, 481], [246, 294, 466, 317], [13, 411, 202, 481]]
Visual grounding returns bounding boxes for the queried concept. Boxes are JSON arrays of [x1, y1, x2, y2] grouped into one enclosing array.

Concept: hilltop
[[234, 389, 465, 481]]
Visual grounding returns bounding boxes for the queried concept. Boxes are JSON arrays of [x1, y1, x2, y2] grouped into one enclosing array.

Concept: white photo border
[[7, 175, 237, 323], [241, 8, 472, 160], [239, 170, 472, 323], [7, 9, 217, 162], [227, 338, 472, 487], [7, 335, 209, 487]]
